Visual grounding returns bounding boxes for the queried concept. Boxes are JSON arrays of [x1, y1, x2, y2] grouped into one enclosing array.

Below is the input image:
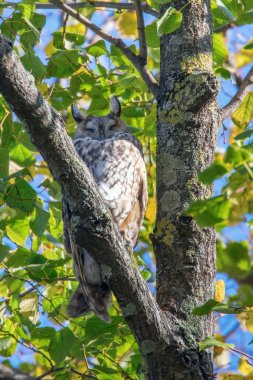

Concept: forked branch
[[49, 0, 158, 96], [221, 65, 253, 121]]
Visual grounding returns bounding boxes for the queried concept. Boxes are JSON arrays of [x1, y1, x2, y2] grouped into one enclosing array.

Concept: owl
[[62, 96, 147, 322]]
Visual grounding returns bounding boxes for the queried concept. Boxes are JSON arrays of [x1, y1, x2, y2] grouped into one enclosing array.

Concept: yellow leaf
[[245, 310, 253, 333], [239, 358, 253, 376], [117, 12, 138, 38], [235, 48, 253, 68], [215, 279, 226, 303], [145, 197, 156, 223], [232, 92, 253, 129]]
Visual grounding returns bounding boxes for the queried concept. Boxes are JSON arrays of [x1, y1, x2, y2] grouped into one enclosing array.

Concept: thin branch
[[221, 65, 253, 121], [49, 0, 158, 96], [49, 2, 158, 18], [135, 0, 147, 64], [214, 22, 237, 33], [1, 1, 159, 17]]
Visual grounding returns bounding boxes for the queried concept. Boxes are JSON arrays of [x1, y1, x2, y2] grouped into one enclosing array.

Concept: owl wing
[[62, 196, 111, 322]]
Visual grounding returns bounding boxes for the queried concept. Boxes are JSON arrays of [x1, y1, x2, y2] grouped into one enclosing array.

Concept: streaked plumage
[[63, 96, 147, 322]]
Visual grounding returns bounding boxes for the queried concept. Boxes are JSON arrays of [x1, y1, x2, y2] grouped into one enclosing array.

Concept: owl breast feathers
[[62, 96, 147, 322]]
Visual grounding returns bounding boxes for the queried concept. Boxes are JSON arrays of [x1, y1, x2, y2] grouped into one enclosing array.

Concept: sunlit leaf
[[6, 215, 30, 245], [145, 21, 159, 48], [49, 328, 77, 364], [232, 92, 253, 129], [20, 293, 39, 324], [157, 8, 182, 37], [185, 196, 231, 227], [30, 206, 49, 236], [215, 279, 226, 303], [198, 336, 234, 352], [213, 33, 229, 65], [198, 161, 230, 184]]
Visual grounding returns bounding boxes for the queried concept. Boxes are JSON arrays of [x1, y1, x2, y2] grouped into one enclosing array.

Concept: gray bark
[[0, 0, 219, 376], [150, 0, 219, 378], [0, 364, 33, 380]]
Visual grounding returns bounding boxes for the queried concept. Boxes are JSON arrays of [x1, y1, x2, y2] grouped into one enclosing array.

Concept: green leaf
[[0, 245, 10, 262], [6, 215, 30, 245], [10, 143, 35, 167], [243, 42, 253, 50], [30, 206, 49, 236], [234, 129, 253, 140], [185, 196, 231, 227], [224, 144, 252, 166], [86, 40, 107, 57], [157, 8, 182, 37], [49, 328, 76, 364], [193, 299, 221, 315], [217, 241, 251, 280], [47, 50, 82, 78], [0, 148, 9, 178], [155, 0, 172, 3], [213, 33, 229, 65], [193, 299, 246, 316], [198, 336, 234, 352], [17, 1, 35, 19], [53, 32, 85, 49], [20, 293, 39, 324], [31, 327, 55, 340], [198, 162, 230, 184], [232, 92, 253, 129], [145, 21, 159, 48], [4, 178, 37, 212], [20, 49, 46, 81], [6, 247, 32, 268], [214, 67, 231, 79]]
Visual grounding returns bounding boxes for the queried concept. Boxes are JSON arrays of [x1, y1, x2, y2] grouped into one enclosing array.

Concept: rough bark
[[151, 0, 219, 378], [0, 364, 33, 380]]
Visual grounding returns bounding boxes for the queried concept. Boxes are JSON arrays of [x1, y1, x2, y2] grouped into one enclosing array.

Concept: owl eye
[[109, 123, 117, 130], [85, 128, 94, 133]]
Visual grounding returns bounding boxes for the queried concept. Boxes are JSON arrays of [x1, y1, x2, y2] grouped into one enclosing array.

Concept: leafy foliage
[[0, 0, 252, 379]]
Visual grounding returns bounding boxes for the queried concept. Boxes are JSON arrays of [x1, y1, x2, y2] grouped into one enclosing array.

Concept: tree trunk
[[149, 0, 219, 378]]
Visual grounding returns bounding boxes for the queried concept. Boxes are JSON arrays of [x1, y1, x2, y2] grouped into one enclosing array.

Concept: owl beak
[[99, 126, 105, 139]]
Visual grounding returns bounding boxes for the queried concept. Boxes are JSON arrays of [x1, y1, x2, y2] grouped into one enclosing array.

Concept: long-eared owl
[[62, 96, 147, 322]]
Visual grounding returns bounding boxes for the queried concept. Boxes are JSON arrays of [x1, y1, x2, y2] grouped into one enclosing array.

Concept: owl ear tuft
[[109, 96, 121, 117], [71, 104, 85, 123]]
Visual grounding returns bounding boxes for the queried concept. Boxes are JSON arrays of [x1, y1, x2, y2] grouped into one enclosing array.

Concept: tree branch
[[221, 65, 253, 121], [49, 0, 158, 96], [134, 0, 147, 64], [1, 1, 159, 17], [0, 34, 169, 356], [0, 364, 34, 380]]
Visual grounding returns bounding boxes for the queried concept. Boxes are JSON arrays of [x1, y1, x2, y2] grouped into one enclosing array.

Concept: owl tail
[[67, 284, 111, 323]]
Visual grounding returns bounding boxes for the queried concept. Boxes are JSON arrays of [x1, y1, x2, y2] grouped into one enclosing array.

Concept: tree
[[0, 1, 253, 379]]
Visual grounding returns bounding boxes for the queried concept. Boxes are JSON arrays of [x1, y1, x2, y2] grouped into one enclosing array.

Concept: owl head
[[72, 96, 129, 140]]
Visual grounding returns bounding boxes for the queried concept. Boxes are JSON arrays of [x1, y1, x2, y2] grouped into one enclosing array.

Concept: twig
[[214, 22, 237, 33], [135, 0, 147, 64], [40, 1, 158, 17], [35, 367, 64, 380], [221, 65, 253, 121], [49, 0, 158, 96], [1, 1, 159, 16]]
